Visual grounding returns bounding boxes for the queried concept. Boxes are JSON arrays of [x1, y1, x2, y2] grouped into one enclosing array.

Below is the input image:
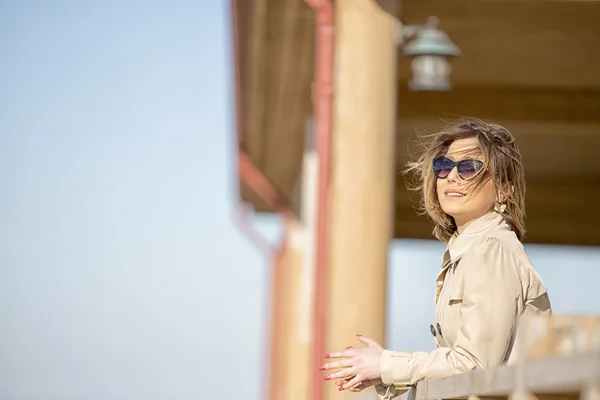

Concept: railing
[[374, 315, 600, 400], [395, 350, 599, 400]]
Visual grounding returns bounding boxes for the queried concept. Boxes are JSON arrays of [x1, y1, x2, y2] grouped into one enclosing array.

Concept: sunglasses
[[432, 156, 484, 180]]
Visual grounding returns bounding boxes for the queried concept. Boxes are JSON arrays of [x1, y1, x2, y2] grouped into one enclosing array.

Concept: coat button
[[430, 324, 436, 337], [437, 323, 443, 337]]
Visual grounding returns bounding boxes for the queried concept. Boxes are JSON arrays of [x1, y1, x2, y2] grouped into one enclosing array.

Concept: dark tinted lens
[[433, 157, 454, 178], [457, 160, 480, 179]]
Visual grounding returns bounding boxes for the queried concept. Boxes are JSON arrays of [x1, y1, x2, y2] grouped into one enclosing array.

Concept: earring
[[494, 203, 507, 213]]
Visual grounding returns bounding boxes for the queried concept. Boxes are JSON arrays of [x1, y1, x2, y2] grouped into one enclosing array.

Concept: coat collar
[[434, 212, 505, 303], [445, 211, 505, 263]]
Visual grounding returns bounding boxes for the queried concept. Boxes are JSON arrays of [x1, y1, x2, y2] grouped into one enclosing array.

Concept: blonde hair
[[405, 117, 526, 243]]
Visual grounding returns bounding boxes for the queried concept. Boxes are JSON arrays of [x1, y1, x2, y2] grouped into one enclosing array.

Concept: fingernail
[[346, 346, 353, 349], [356, 333, 362, 336], [324, 353, 331, 358], [324, 375, 331, 381], [338, 387, 344, 391], [318, 365, 326, 371]]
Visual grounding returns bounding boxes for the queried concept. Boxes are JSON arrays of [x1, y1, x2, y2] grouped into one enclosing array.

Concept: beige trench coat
[[376, 212, 552, 399]]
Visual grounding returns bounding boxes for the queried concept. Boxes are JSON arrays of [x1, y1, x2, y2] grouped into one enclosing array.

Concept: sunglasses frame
[[432, 156, 484, 180]]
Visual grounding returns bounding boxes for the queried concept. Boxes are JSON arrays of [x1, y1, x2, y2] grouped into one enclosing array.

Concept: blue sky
[[1, 1, 598, 399]]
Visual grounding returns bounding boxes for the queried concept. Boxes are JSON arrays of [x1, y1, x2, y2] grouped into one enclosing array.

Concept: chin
[[439, 199, 466, 217], [441, 206, 462, 220]]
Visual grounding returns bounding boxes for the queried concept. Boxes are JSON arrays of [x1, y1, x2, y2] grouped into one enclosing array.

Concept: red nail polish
[[324, 375, 331, 381], [356, 333, 362, 336], [324, 353, 331, 358], [346, 346, 353, 349], [318, 365, 326, 371], [338, 387, 344, 391]]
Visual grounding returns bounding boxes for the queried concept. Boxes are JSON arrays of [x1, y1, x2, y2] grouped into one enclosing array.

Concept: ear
[[497, 184, 514, 203]]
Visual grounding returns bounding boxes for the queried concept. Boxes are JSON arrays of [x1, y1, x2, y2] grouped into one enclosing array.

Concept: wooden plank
[[523, 178, 600, 246], [399, 0, 600, 88], [392, 351, 600, 400], [396, 86, 600, 124]]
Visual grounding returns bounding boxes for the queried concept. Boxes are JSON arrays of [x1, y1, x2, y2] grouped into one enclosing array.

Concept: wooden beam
[[398, 0, 600, 88], [396, 86, 600, 124]]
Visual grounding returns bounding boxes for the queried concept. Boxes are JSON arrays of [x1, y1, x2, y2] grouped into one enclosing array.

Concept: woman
[[319, 117, 552, 399]]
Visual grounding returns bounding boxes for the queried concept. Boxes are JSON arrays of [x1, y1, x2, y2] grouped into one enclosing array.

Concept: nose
[[446, 166, 460, 183]]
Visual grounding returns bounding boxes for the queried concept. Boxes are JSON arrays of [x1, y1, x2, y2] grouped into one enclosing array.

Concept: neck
[[454, 212, 492, 235], [454, 218, 475, 235]]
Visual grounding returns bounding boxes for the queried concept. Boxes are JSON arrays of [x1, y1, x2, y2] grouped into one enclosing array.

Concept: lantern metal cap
[[403, 16, 461, 57]]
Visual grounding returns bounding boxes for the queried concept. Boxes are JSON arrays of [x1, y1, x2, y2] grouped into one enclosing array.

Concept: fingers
[[319, 358, 353, 372], [355, 333, 376, 347], [320, 337, 381, 392], [335, 379, 363, 393], [324, 348, 355, 359], [341, 375, 363, 391], [324, 367, 355, 381]]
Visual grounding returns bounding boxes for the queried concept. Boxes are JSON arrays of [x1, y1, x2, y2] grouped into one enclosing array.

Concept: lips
[[444, 189, 465, 197]]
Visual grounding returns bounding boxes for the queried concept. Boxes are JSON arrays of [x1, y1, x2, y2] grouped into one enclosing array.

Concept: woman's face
[[435, 137, 496, 230]]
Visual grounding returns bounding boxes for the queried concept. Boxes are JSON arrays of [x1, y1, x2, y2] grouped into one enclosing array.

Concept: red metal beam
[[302, 2, 335, 400]]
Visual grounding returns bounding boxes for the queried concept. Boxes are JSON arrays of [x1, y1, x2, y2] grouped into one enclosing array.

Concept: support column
[[273, 121, 319, 400], [278, 216, 311, 400], [324, 1, 398, 399]]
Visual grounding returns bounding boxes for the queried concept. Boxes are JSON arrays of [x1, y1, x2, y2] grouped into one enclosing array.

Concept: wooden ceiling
[[233, 0, 600, 246], [399, 0, 600, 89]]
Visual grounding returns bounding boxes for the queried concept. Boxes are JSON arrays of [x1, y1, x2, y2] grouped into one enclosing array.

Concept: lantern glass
[[408, 54, 452, 92]]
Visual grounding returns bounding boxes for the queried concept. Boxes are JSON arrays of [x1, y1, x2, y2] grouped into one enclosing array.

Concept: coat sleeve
[[378, 237, 527, 391]]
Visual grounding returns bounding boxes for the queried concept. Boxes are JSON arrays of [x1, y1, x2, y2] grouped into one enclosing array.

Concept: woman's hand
[[334, 377, 382, 393], [319, 334, 384, 391]]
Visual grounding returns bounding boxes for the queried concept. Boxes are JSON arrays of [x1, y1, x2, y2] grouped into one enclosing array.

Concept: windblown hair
[[404, 117, 526, 243]]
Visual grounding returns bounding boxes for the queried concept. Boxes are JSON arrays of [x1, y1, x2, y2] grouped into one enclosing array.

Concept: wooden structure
[[233, 0, 600, 246], [230, 1, 600, 400]]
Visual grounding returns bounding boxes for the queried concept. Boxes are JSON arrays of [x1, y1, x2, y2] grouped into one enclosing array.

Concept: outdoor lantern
[[401, 16, 461, 92]]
